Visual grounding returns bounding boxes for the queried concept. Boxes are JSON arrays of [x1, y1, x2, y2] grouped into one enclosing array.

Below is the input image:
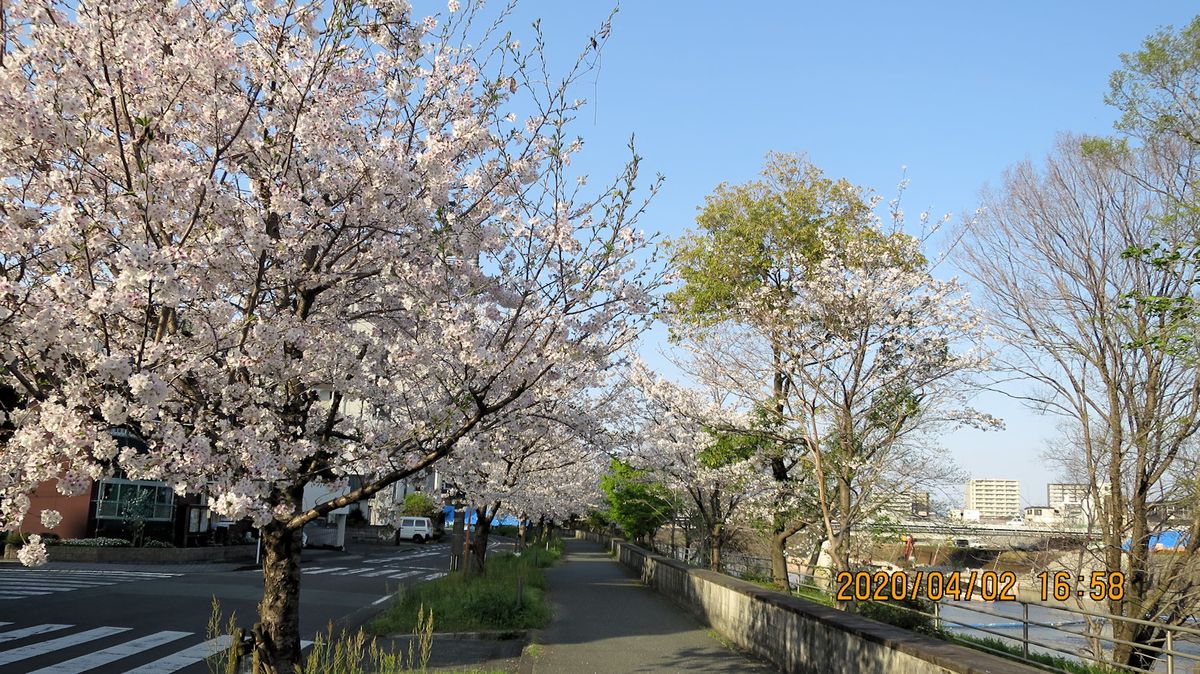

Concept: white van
[[397, 517, 436, 543]]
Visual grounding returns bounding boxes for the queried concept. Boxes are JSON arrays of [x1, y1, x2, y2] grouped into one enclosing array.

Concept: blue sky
[[438, 2, 1198, 508]]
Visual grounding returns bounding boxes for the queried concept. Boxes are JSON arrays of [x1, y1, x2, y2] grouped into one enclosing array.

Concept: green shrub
[[58, 537, 131, 547], [492, 525, 519, 538], [853, 596, 942, 635], [517, 537, 563, 568], [3, 531, 58, 546], [143, 539, 175, 548]]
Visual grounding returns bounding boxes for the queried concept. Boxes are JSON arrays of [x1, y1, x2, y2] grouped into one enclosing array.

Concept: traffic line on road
[[0, 626, 130, 666], [27, 630, 192, 674], [0, 568, 181, 600], [0, 578, 112, 587], [0, 578, 111, 587], [387, 570, 422, 580], [16, 569, 179, 578], [330, 568, 370, 576], [124, 635, 234, 674], [372, 592, 398, 606], [0, 625, 318, 674], [303, 567, 346, 575], [362, 568, 408, 577], [0, 624, 71, 643]]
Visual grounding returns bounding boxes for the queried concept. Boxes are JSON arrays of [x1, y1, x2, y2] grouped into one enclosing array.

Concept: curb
[[384, 629, 529, 641], [515, 631, 541, 674]]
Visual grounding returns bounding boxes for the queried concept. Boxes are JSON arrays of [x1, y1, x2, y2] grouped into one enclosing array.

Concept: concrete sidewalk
[[528, 539, 775, 673]]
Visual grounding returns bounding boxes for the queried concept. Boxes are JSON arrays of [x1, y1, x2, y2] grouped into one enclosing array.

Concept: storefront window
[[94, 479, 175, 521]]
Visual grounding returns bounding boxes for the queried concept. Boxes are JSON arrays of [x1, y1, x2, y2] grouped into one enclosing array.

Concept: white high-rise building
[[965, 479, 1021, 521], [1047, 483, 1089, 523]]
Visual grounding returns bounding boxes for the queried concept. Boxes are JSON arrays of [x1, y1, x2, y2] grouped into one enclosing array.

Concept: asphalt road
[[0, 538, 499, 674]]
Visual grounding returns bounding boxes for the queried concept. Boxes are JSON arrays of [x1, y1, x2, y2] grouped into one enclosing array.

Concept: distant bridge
[[866, 521, 1102, 547]]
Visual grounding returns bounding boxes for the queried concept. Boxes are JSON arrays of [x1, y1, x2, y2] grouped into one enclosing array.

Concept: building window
[[95, 479, 175, 522]]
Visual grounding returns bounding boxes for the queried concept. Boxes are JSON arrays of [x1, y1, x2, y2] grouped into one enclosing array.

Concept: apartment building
[[964, 479, 1021, 521], [875, 490, 931, 519], [1047, 483, 1089, 522]]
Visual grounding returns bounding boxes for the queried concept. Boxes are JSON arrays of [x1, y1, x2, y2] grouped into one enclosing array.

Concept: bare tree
[[961, 134, 1200, 670]]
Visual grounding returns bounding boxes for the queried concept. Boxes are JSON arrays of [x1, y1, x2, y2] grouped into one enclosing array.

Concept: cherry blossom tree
[[769, 229, 992, 578], [438, 390, 611, 571], [666, 153, 899, 589], [0, 1, 658, 670], [621, 365, 766, 571], [670, 211, 993, 582]]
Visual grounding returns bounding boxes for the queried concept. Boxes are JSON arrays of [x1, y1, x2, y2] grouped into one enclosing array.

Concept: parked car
[[396, 517, 438, 544]]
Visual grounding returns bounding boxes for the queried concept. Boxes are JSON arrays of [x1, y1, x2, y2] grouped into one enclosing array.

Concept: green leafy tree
[[666, 152, 912, 589], [599, 459, 673, 545], [1108, 16, 1200, 148], [400, 493, 440, 520]]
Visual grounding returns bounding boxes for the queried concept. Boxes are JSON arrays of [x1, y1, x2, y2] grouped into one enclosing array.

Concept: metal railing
[[625, 534, 1200, 673], [789, 572, 1200, 674]]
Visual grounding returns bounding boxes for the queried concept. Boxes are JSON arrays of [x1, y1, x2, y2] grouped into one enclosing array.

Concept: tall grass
[[205, 599, 440, 674], [369, 540, 563, 635], [299, 606, 434, 674]]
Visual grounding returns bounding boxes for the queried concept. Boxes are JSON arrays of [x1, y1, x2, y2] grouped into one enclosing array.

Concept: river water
[[939, 600, 1200, 673]]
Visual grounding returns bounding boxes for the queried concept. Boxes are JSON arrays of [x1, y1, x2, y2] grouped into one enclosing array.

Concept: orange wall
[[19, 479, 93, 539]]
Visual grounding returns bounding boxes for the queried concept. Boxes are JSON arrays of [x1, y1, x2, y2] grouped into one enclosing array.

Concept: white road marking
[[123, 635, 234, 674], [0, 624, 72, 643], [331, 569, 369, 576], [422, 572, 446, 581], [387, 570, 422, 580], [9, 570, 178, 578], [0, 577, 108, 584], [0, 626, 130, 666], [0, 578, 111, 587], [125, 636, 315, 673], [27, 630, 192, 673], [302, 567, 346, 575], [362, 568, 406, 577]]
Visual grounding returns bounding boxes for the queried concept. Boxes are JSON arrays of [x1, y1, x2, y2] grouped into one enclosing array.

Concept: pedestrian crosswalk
[[0, 622, 311, 673], [0, 569, 182, 601], [297, 540, 504, 581], [304, 564, 448, 582]]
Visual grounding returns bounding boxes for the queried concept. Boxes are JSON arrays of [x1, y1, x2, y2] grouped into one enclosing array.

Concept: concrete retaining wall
[[574, 530, 1041, 674]]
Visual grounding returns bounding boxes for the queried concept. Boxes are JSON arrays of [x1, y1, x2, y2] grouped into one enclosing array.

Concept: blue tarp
[[1122, 530, 1190, 550], [440, 505, 521, 527]]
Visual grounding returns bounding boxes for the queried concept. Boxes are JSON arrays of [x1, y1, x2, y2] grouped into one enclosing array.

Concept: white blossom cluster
[[0, 0, 656, 561]]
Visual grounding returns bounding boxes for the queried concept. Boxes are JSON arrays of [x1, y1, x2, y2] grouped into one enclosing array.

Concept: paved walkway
[[529, 539, 775, 673]]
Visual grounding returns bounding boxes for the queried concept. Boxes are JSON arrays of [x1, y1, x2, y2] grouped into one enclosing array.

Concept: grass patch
[[792, 585, 835, 607], [369, 539, 563, 635], [951, 634, 1119, 674]]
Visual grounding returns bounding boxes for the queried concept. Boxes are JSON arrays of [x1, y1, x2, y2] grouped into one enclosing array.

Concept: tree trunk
[[709, 524, 723, 572], [832, 475, 853, 574], [462, 514, 474, 576], [770, 520, 803, 591], [517, 517, 527, 551], [258, 521, 304, 674], [469, 503, 497, 575]]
